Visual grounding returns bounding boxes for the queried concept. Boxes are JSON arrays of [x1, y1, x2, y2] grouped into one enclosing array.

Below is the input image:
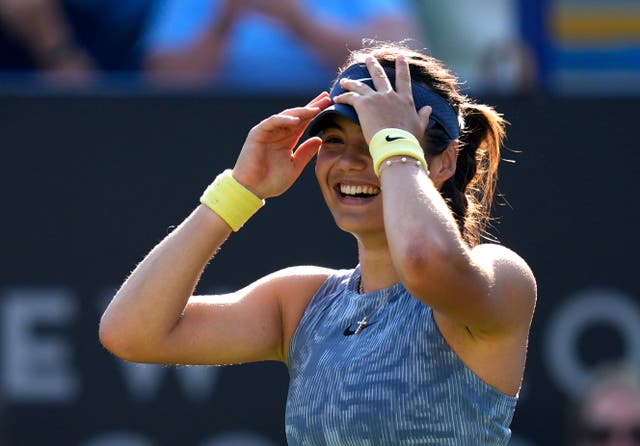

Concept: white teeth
[[339, 184, 380, 196]]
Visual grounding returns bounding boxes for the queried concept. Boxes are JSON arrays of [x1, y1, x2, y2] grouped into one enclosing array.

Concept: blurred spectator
[[0, 0, 157, 85], [415, 0, 536, 94], [0, 0, 95, 83], [567, 362, 640, 446], [141, 0, 425, 93]]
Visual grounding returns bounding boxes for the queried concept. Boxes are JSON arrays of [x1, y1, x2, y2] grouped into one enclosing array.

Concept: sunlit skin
[[315, 117, 386, 239], [99, 54, 536, 406], [314, 115, 454, 248]]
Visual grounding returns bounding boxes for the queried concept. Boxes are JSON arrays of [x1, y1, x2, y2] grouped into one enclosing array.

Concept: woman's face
[[314, 115, 385, 236]]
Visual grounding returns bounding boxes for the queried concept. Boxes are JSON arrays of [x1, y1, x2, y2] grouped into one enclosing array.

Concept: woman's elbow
[[98, 314, 141, 362], [99, 315, 123, 356], [393, 237, 461, 288]]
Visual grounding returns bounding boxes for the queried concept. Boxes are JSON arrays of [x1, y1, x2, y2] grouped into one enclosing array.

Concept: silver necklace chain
[[354, 279, 388, 334]]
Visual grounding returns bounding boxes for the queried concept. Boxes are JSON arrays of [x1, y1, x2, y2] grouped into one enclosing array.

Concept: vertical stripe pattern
[[286, 266, 517, 445]]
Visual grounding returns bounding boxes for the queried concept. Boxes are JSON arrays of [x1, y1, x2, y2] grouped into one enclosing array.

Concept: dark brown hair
[[340, 42, 507, 247]]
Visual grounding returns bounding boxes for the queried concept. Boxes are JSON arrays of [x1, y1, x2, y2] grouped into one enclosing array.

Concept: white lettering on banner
[[95, 287, 224, 403], [118, 361, 222, 403], [0, 287, 79, 403], [544, 288, 640, 397]]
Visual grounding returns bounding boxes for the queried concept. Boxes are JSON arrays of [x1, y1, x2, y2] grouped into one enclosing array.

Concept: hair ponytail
[[447, 102, 506, 246]]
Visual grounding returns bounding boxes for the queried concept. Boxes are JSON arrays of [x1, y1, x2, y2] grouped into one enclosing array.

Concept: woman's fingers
[[256, 114, 302, 134], [418, 106, 433, 138], [280, 106, 317, 118], [292, 136, 322, 170], [281, 95, 331, 120], [307, 91, 330, 106], [246, 113, 299, 147], [338, 56, 415, 103], [394, 55, 413, 98], [255, 108, 320, 146], [332, 91, 359, 106], [418, 105, 433, 124], [365, 56, 392, 92], [339, 77, 373, 95]]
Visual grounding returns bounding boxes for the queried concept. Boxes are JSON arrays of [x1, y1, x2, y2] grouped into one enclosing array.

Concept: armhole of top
[[286, 268, 355, 365]]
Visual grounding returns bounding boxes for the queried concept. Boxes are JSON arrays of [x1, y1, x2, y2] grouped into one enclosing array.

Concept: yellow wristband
[[369, 128, 429, 177], [199, 169, 265, 231]]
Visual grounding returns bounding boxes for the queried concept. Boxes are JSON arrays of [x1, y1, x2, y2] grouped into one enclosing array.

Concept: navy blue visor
[[307, 63, 460, 141]]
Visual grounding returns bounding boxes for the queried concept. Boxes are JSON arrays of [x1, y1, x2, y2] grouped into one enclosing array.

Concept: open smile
[[335, 183, 380, 203]]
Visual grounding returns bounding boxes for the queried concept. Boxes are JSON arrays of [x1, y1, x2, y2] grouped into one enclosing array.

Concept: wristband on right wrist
[[199, 169, 265, 231], [369, 128, 429, 177]]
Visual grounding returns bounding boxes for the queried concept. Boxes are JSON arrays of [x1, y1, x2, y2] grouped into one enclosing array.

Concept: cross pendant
[[354, 316, 368, 334]]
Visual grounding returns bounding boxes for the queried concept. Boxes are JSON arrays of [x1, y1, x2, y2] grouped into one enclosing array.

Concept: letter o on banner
[[544, 288, 640, 397]]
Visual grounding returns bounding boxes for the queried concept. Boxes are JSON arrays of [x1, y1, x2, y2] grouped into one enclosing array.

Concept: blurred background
[[1, 0, 639, 445]]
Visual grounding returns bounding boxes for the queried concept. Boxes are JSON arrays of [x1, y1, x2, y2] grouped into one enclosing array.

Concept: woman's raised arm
[[99, 93, 332, 365]]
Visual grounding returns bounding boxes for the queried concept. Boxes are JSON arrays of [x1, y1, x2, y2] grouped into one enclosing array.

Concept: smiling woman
[[99, 41, 537, 445]]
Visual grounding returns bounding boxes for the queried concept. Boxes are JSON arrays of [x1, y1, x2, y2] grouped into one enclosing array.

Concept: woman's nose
[[336, 143, 370, 171]]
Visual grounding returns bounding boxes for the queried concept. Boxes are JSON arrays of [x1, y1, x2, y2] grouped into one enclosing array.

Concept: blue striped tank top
[[286, 266, 517, 445]]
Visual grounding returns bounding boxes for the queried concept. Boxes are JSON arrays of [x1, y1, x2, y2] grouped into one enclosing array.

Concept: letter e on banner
[[1, 287, 79, 403]]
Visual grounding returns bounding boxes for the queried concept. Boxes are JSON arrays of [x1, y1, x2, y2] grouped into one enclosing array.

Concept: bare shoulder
[[265, 265, 335, 301], [472, 243, 536, 282], [268, 264, 336, 283], [245, 264, 334, 320], [471, 243, 537, 330], [268, 265, 335, 361], [234, 264, 334, 297], [436, 244, 537, 395]]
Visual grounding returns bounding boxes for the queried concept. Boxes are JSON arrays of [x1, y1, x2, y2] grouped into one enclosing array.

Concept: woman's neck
[[356, 238, 399, 294]]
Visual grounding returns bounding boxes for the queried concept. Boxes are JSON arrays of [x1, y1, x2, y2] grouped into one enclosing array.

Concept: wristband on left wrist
[[369, 128, 429, 177], [199, 169, 265, 231]]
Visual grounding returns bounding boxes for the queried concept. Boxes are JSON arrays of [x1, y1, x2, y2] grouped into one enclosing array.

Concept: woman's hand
[[333, 56, 433, 146], [232, 91, 331, 199]]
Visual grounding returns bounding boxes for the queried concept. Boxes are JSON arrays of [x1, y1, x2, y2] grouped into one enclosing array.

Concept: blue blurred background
[[1, 1, 639, 445]]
